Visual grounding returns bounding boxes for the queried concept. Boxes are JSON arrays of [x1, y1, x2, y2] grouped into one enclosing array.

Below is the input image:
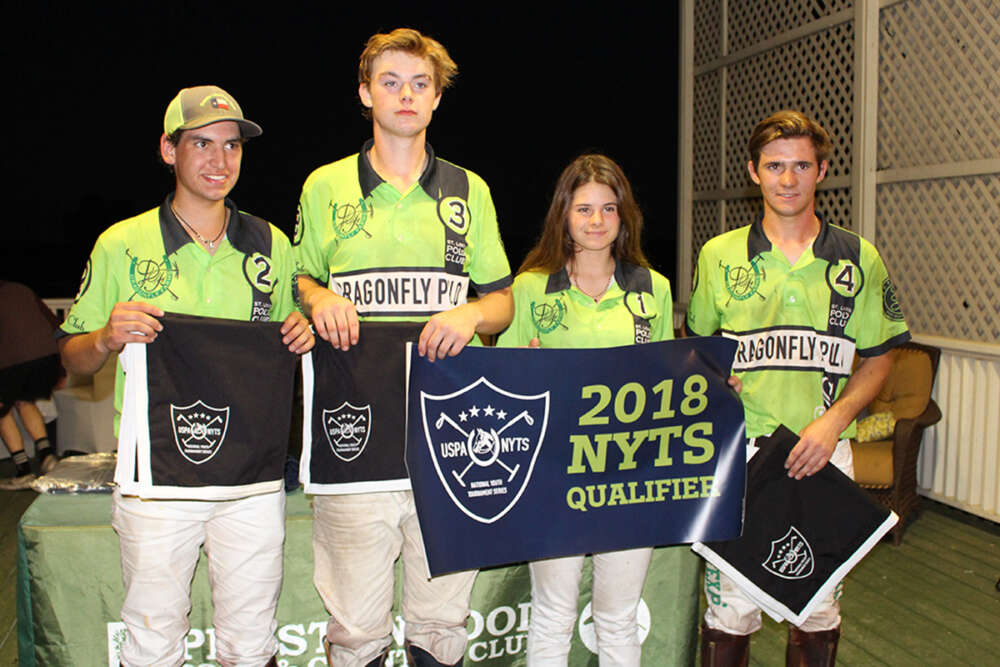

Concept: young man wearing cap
[[687, 110, 909, 665], [295, 29, 513, 667], [59, 85, 313, 667]]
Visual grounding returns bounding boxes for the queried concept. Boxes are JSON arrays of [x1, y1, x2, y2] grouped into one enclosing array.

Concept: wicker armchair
[[850, 342, 942, 545]]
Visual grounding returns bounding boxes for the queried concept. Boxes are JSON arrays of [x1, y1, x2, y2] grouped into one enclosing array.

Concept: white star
[[459, 411, 468, 422], [496, 410, 507, 420], [484, 405, 495, 416], [468, 405, 480, 417]]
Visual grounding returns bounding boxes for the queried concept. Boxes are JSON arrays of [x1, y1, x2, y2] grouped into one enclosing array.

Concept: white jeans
[[312, 491, 477, 667], [111, 489, 284, 667], [703, 438, 854, 635], [527, 547, 652, 666]]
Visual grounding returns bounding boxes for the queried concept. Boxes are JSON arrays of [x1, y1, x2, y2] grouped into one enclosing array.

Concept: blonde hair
[[359, 28, 458, 92]]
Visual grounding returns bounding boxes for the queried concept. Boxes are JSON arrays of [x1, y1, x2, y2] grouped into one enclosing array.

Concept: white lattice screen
[[875, 0, 1000, 342], [679, 0, 1000, 520], [684, 0, 999, 343]]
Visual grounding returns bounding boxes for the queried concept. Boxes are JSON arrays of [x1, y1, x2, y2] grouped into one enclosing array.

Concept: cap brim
[[178, 118, 263, 138]]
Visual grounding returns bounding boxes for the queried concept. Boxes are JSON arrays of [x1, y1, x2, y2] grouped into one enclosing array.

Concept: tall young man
[[59, 86, 313, 667], [687, 110, 910, 665], [295, 28, 513, 667]]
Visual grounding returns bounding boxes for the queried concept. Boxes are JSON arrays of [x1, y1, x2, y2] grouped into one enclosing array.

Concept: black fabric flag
[[300, 322, 424, 494], [693, 426, 897, 625], [117, 313, 297, 500]]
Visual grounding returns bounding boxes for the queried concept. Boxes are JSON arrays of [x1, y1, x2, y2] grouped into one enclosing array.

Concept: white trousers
[[703, 438, 854, 635], [527, 547, 653, 666], [312, 491, 477, 667], [111, 489, 284, 667]]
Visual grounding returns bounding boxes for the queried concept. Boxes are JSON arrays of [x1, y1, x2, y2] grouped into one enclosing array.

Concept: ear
[[817, 159, 829, 183], [747, 160, 761, 185], [160, 133, 177, 165], [358, 82, 373, 109], [432, 91, 442, 111]]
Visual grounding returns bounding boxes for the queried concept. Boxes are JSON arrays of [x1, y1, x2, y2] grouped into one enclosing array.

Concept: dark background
[[2, 2, 680, 298]]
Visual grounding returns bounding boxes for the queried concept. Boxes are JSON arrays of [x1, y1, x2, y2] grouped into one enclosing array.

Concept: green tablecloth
[[17, 492, 698, 666]]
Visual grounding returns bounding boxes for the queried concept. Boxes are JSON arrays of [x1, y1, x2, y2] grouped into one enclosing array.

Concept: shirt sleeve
[[466, 174, 513, 295], [496, 273, 537, 347], [651, 272, 675, 342], [60, 233, 120, 336], [686, 243, 721, 337], [293, 170, 335, 286], [268, 224, 299, 322], [854, 241, 910, 356]]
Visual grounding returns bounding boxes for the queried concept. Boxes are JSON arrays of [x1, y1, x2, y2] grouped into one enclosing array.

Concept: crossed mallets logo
[[176, 412, 223, 447], [434, 407, 534, 487], [171, 401, 230, 465], [330, 412, 366, 444]]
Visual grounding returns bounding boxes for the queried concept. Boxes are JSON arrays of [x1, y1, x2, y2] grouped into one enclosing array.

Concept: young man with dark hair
[[687, 110, 910, 665], [59, 85, 313, 667], [295, 28, 513, 667]]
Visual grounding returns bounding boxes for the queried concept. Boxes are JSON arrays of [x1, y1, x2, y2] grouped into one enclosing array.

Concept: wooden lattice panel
[[693, 71, 722, 192], [879, 0, 1000, 168], [694, 0, 723, 67], [726, 198, 761, 232], [727, 0, 854, 54], [691, 200, 720, 279], [723, 23, 856, 190], [816, 188, 853, 231], [877, 176, 1000, 343]]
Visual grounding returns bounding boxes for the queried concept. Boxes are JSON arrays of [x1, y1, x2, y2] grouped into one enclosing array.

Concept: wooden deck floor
[[736, 502, 1000, 666], [2, 471, 998, 665]]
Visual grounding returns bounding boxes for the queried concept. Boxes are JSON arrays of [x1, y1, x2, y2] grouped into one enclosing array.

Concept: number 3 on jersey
[[438, 196, 470, 236]]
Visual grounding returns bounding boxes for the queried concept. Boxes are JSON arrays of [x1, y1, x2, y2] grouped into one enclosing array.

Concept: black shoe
[[405, 641, 462, 667]]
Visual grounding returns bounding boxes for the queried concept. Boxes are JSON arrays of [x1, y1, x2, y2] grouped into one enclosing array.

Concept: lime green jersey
[[294, 140, 512, 322], [60, 195, 299, 433], [498, 262, 674, 349], [686, 220, 910, 439]]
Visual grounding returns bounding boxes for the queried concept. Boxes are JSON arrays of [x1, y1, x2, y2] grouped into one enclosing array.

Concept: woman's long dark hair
[[518, 154, 649, 274]]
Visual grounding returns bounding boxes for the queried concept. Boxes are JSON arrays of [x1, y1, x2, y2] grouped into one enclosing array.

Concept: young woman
[[498, 154, 673, 666]]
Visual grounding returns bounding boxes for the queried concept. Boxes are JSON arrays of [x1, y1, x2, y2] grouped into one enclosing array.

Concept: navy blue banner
[[406, 337, 746, 576]]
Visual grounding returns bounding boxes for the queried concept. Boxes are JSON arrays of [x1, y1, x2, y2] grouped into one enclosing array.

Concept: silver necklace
[[172, 205, 229, 249]]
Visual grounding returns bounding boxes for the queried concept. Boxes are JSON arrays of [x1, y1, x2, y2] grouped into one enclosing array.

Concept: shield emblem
[[323, 402, 372, 462], [762, 526, 815, 580], [170, 400, 230, 465], [420, 377, 549, 524]]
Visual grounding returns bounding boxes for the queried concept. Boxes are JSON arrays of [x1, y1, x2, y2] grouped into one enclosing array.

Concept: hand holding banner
[[406, 336, 746, 576]]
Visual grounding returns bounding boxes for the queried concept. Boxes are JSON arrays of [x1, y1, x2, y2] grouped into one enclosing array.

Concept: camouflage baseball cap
[[163, 85, 262, 137]]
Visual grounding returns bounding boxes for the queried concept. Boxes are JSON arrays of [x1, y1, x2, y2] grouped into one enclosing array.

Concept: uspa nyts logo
[[323, 402, 372, 462], [763, 525, 815, 580], [170, 400, 229, 465], [420, 377, 548, 524]]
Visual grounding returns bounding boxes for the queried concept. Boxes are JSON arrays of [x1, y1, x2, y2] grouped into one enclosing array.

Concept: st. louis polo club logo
[[420, 377, 549, 524], [323, 402, 372, 462], [171, 400, 230, 464], [763, 525, 815, 580]]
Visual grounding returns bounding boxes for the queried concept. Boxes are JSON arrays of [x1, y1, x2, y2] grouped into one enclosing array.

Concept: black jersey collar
[[746, 215, 842, 262], [357, 138, 437, 199], [544, 261, 649, 294], [159, 193, 245, 256], [544, 267, 572, 294]]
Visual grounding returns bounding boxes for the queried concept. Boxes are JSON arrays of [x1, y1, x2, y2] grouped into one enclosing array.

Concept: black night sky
[[2, 3, 680, 298]]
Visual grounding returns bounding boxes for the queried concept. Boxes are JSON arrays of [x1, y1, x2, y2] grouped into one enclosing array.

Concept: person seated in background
[[0, 280, 62, 490]]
